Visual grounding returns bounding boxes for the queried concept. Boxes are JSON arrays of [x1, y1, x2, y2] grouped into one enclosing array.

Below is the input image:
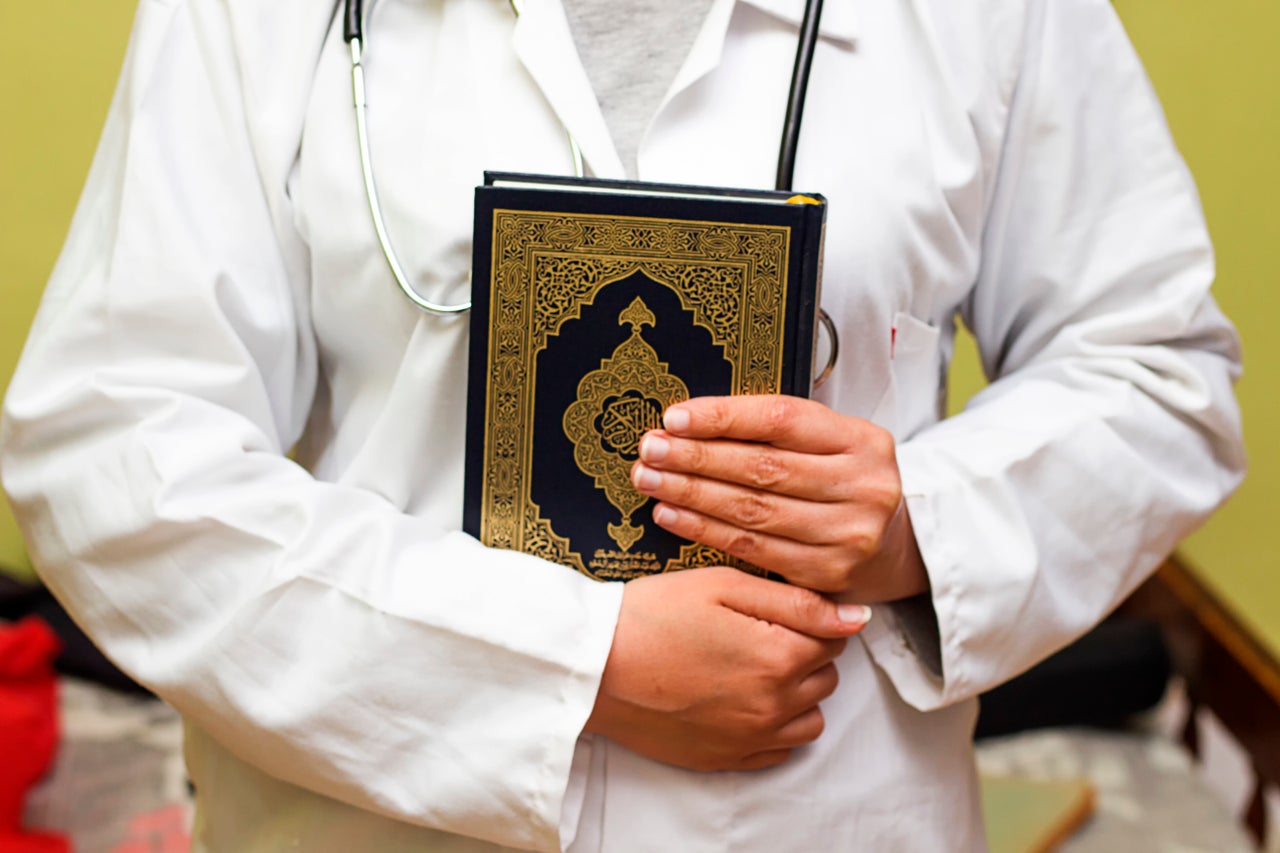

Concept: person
[[0, 0, 1245, 850]]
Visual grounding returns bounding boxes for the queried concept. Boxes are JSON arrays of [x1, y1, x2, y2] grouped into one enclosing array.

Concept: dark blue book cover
[[465, 172, 826, 581]]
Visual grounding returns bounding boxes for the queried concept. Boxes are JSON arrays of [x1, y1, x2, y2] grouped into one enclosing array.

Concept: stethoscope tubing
[[342, 0, 836, 385], [777, 0, 823, 193]]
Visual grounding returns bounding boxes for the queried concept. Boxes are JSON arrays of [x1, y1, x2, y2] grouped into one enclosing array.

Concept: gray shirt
[[562, 0, 717, 178]]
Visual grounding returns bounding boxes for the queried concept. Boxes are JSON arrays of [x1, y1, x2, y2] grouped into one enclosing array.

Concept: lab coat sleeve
[[0, 2, 620, 850], [859, 0, 1246, 710]]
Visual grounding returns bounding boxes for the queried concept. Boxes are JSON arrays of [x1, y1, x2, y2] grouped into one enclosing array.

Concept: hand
[[629, 395, 927, 601], [585, 567, 870, 771]]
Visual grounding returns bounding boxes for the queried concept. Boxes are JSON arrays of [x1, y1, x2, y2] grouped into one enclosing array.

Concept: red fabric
[[0, 830, 70, 853], [111, 805, 191, 853], [0, 616, 68, 851]]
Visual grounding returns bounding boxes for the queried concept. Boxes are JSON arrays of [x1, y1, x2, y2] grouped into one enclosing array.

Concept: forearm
[[1, 388, 621, 848]]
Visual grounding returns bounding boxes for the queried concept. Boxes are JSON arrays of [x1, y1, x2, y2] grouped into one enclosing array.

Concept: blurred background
[[1, 2, 1276, 852]]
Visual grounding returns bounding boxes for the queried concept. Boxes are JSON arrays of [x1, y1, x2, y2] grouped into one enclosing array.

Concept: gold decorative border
[[479, 209, 792, 578]]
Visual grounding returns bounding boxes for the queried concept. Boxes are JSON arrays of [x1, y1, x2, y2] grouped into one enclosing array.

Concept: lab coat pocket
[[869, 312, 942, 441]]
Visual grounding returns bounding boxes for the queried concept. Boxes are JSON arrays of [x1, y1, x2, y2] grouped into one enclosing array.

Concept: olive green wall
[[3, 3, 1277, 652], [1115, 0, 1279, 651], [1, 1, 140, 579], [951, 0, 1280, 652]]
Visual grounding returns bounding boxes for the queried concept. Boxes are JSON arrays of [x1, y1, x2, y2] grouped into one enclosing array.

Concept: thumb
[[719, 573, 872, 638]]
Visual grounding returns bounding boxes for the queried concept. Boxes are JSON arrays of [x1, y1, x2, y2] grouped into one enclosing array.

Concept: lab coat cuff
[[549, 581, 622, 852], [860, 443, 971, 712]]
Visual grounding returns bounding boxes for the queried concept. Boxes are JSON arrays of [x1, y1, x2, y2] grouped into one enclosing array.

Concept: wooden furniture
[[1123, 557, 1280, 845]]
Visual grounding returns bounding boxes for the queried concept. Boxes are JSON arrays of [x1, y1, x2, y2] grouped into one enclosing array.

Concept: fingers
[[734, 749, 794, 771], [591, 568, 853, 773], [717, 571, 872, 638], [773, 705, 827, 749], [633, 460, 896, 544], [633, 406, 902, 543], [796, 661, 841, 707], [662, 395, 863, 454], [651, 502, 850, 587], [736, 707, 829, 770], [712, 666, 839, 771], [630, 404, 904, 590], [649, 501, 893, 592], [636, 419, 899, 512], [636, 432, 856, 502]]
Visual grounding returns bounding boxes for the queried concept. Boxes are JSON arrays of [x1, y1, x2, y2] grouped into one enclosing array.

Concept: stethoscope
[[341, 0, 837, 384]]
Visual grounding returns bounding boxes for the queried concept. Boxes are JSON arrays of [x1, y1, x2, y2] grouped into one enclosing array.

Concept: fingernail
[[837, 604, 872, 626], [653, 504, 678, 526], [663, 407, 690, 433], [640, 434, 670, 462], [632, 465, 662, 491]]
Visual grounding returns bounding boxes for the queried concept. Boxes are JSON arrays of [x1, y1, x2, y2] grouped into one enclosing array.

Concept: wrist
[[857, 498, 929, 604]]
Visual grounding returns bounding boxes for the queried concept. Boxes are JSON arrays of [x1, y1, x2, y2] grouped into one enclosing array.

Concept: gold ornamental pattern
[[479, 209, 792, 580], [563, 298, 690, 553]]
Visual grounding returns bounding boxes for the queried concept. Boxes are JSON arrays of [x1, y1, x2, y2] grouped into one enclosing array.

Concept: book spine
[[462, 189, 495, 541], [792, 202, 827, 397]]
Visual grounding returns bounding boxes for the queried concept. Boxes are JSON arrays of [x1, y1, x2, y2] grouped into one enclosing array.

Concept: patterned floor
[[23, 678, 1258, 852]]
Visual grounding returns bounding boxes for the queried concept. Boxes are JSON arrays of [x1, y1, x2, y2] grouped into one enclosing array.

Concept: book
[[980, 775, 1096, 853], [464, 172, 827, 581]]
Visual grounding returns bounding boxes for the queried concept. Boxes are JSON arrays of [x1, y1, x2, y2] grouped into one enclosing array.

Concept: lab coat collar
[[737, 0, 859, 44], [510, 0, 857, 180], [512, 0, 626, 178], [656, 0, 855, 172]]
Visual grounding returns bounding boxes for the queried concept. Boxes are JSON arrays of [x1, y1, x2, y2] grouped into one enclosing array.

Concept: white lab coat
[[0, 0, 1245, 850]]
